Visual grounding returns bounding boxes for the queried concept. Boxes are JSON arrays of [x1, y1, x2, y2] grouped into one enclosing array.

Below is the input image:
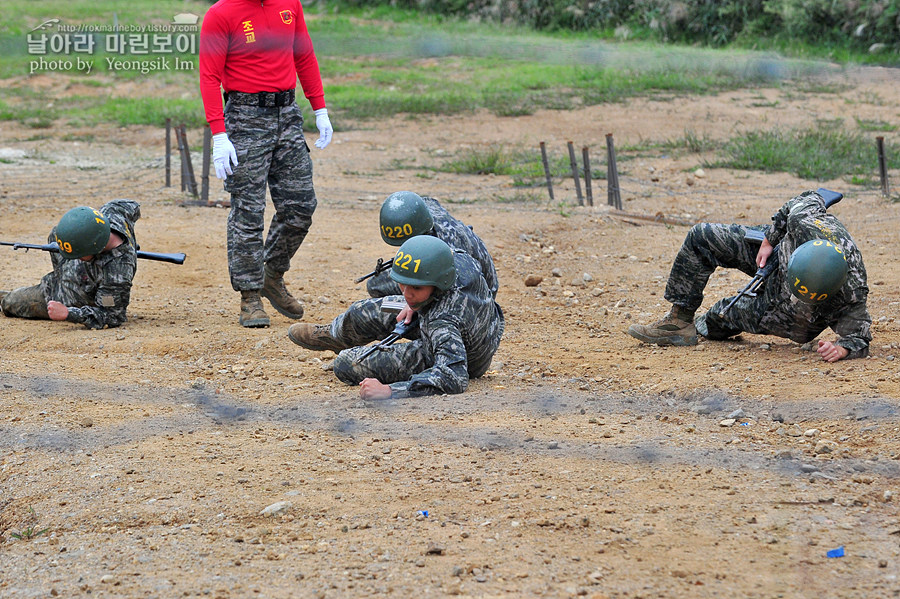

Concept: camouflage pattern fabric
[[665, 190, 870, 358], [1, 200, 140, 329], [331, 251, 505, 398], [367, 197, 499, 299], [0, 284, 49, 319], [223, 102, 316, 290]]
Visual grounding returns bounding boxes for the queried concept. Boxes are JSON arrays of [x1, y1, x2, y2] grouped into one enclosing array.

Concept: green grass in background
[[712, 126, 900, 181], [0, 1, 897, 185], [1, 0, 829, 124]]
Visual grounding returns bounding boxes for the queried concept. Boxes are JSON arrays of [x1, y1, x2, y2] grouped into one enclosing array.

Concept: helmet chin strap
[[408, 297, 433, 311]]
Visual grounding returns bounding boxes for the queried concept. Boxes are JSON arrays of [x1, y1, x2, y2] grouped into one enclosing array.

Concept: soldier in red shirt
[[200, 0, 333, 327]]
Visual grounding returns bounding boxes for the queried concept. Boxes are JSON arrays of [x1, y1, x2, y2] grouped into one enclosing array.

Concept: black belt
[[224, 89, 295, 107]]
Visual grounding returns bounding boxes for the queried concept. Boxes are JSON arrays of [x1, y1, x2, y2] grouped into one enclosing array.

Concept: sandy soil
[[1, 66, 899, 599]]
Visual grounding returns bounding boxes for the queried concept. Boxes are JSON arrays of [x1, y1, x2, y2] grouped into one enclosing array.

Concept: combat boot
[[287, 323, 346, 353], [240, 290, 270, 328], [261, 266, 304, 319], [627, 306, 697, 346]]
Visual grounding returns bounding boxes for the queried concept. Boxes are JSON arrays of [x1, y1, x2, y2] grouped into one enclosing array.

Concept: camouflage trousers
[[224, 102, 317, 291], [665, 222, 773, 340], [1, 285, 50, 319], [366, 271, 402, 298], [322, 295, 434, 386]]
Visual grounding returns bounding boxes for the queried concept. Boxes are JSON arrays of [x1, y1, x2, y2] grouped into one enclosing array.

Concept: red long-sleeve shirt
[[199, 0, 326, 134]]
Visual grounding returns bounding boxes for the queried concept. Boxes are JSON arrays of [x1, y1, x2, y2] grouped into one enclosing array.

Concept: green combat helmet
[[379, 191, 434, 246], [55, 206, 111, 259], [787, 239, 849, 304], [389, 235, 456, 291]]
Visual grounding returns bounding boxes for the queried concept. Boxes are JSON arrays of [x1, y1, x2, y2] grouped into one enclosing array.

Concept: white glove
[[314, 108, 333, 149], [212, 132, 238, 179]]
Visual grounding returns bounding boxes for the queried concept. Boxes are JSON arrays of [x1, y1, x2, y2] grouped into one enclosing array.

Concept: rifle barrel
[[2, 241, 184, 264], [136, 251, 186, 265]]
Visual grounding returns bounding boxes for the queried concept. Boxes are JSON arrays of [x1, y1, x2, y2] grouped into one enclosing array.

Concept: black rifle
[[1, 241, 186, 265], [718, 187, 843, 318], [353, 317, 415, 365], [355, 257, 393, 284]]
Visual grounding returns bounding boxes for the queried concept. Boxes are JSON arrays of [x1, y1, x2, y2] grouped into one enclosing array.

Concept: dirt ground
[[1, 66, 899, 599]]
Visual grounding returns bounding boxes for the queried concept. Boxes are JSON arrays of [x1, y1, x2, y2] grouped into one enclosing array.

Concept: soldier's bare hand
[[47, 301, 69, 321], [756, 238, 774, 268], [396, 305, 415, 325], [817, 340, 848, 363], [359, 378, 392, 400]]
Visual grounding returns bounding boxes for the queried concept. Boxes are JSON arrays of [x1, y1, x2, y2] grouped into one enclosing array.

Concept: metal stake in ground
[[178, 124, 199, 199], [606, 133, 622, 210], [567, 141, 583, 206], [540, 142, 554, 201], [877, 136, 891, 198], [582, 146, 593, 207], [165, 118, 172, 188], [175, 126, 186, 193]]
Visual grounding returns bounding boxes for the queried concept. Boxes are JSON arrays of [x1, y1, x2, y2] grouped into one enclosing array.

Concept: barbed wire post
[[540, 141, 554, 202], [877, 136, 891, 198], [567, 141, 583, 206], [606, 133, 622, 210], [582, 145, 593, 207], [165, 118, 172, 188]]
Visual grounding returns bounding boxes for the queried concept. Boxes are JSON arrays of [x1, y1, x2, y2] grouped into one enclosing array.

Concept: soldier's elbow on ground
[[445, 378, 468, 396]]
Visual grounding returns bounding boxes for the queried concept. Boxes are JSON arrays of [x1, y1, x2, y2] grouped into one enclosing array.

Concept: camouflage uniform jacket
[[423, 197, 499, 298], [762, 190, 870, 358], [41, 200, 141, 329], [389, 251, 504, 398]]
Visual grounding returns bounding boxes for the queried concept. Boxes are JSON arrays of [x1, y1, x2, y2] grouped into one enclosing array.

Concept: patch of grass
[[661, 130, 720, 154], [1, 84, 205, 128], [844, 91, 885, 106], [60, 133, 96, 142], [794, 80, 851, 95], [443, 145, 515, 176], [848, 174, 874, 186], [493, 190, 544, 204], [711, 127, 900, 180], [85, 97, 205, 128], [11, 525, 50, 540], [9, 507, 50, 541], [439, 144, 612, 192], [855, 118, 897, 133]]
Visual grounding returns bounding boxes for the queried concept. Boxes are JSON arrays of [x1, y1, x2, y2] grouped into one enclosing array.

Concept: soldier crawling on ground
[[362, 191, 498, 300], [289, 236, 504, 400], [627, 189, 871, 362], [1, 201, 141, 329]]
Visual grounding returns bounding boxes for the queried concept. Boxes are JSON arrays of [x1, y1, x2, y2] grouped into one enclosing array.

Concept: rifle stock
[[718, 188, 842, 318], [1, 241, 185, 265]]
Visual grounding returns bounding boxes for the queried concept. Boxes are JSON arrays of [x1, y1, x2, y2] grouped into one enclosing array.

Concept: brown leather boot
[[239, 290, 270, 328], [287, 323, 346, 353], [627, 306, 697, 346], [261, 267, 304, 319]]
